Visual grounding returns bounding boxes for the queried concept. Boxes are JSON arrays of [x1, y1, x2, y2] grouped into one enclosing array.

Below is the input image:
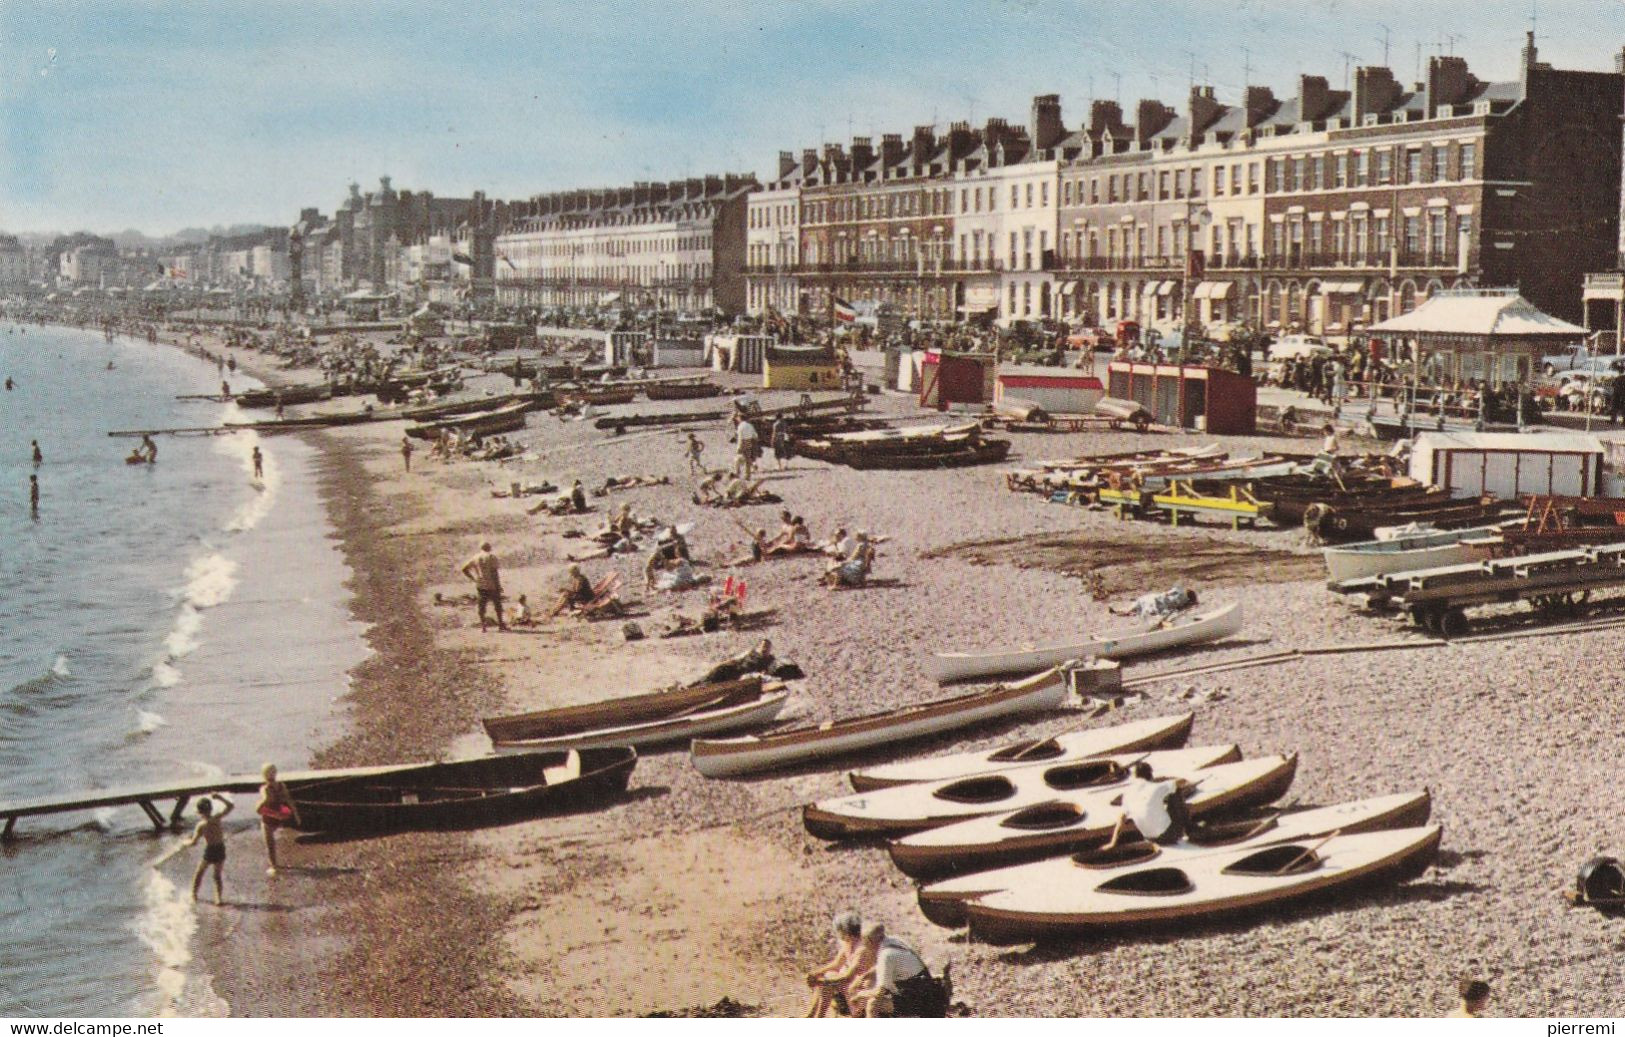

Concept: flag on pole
[[498, 251, 517, 272], [833, 297, 857, 323]]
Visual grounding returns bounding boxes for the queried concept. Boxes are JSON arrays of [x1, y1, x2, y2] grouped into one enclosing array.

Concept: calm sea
[[0, 323, 367, 1016]]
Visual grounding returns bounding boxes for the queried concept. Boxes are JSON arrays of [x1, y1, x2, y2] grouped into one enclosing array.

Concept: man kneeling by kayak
[[846, 922, 949, 1018], [1103, 761, 1199, 848]]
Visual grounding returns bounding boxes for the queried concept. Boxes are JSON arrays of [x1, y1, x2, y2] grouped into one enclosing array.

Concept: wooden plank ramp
[[0, 762, 417, 841]]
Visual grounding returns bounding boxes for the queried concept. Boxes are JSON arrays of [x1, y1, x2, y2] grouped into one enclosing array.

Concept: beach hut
[[652, 338, 706, 368], [919, 351, 996, 410], [763, 345, 840, 390], [606, 331, 648, 367], [1106, 362, 1257, 434], [705, 334, 774, 374], [995, 366, 1106, 417], [1409, 431, 1606, 500]]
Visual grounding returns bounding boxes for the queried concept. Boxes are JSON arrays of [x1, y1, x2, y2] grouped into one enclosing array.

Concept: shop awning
[[1059, 281, 1079, 296], [1321, 280, 1366, 295], [1140, 281, 1161, 298], [1157, 281, 1176, 296], [1193, 281, 1233, 299]]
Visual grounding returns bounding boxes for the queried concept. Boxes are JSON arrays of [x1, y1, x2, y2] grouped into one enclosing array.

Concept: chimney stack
[[1353, 66, 1402, 121], [880, 133, 906, 168], [1134, 99, 1175, 145], [849, 136, 875, 173], [1297, 75, 1331, 122], [911, 124, 937, 164], [1425, 55, 1474, 110], [1089, 100, 1124, 136], [778, 150, 797, 178], [1030, 94, 1065, 151], [1243, 86, 1277, 127], [1187, 85, 1222, 138]]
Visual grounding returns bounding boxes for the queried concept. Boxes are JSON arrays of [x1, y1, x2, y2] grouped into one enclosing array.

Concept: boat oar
[[1273, 829, 1341, 875]]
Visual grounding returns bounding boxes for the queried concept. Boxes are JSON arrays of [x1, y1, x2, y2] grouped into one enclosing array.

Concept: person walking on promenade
[[184, 793, 235, 905], [461, 541, 508, 631], [255, 764, 300, 876], [401, 436, 414, 472]]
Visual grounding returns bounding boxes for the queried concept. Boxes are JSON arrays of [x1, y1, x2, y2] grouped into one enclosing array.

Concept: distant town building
[[0, 235, 28, 285], [494, 174, 758, 314]]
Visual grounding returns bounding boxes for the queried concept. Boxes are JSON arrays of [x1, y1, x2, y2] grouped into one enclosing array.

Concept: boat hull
[[490, 690, 789, 753], [926, 601, 1242, 684], [689, 669, 1068, 779]]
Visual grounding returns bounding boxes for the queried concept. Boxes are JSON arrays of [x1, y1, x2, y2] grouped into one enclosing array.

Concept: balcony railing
[[1051, 249, 1475, 276]]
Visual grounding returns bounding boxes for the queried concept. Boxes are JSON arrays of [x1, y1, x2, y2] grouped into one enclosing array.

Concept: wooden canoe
[[917, 790, 1432, 928], [964, 824, 1442, 943], [803, 745, 1240, 841], [481, 677, 788, 752], [1322, 525, 1504, 585], [689, 667, 1069, 779], [847, 713, 1194, 792], [288, 747, 637, 834], [405, 401, 532, 439], [841, 439, 1012, 470], [234, 384, 331, 408], [926, 601, 1243, 685], [888, 754, 1299, 881]]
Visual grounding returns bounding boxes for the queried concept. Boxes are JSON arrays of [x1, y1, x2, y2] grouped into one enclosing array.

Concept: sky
[[1, 0, 1622, 237]]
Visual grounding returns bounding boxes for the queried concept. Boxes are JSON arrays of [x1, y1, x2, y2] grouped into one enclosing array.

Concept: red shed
[[919, 351, 995, 410], [1106, 362, 1257, 435]]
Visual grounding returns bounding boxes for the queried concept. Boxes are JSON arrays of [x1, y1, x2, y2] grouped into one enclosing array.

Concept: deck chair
[[579, 573, 624, 618]]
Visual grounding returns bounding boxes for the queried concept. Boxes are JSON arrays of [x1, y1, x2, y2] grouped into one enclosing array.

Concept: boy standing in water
[[185, 793, 235, 905], [251, 446, 264, 480]]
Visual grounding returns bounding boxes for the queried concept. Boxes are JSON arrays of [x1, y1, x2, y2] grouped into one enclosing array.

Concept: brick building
[[495, 174, 757, 314], [1054, 37, 1623, 340]]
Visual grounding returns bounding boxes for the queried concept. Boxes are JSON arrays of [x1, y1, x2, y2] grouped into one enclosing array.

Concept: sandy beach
[[149, 326, 1625, 1018]]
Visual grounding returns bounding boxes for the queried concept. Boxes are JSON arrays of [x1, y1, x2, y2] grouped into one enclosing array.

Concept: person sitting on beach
[[607, 503, 636, 540], [511, 594, 534, 626], [822, 532, 875, 588], [805, 910, 871, 1018], [822, 527, 855, 559], [1102, 762, 1198, 849], [255, 764, 301, 876], [766, 510, 796, 551], [185, 793, 235, 905], [550, 563, 596, 618], [694, 471, 726, 506], [570, 479, 588, 513], [140, 434, 158, 463], [845, 922, 948, 1018], [1450, 979, 1492, 1018]]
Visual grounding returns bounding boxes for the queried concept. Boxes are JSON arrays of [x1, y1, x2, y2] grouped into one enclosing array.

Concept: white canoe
[[888, 754, 1298, 880], [964, 824, 1442, 944], [1323, 525, 1502, 585], [490, 688, 790, 753], [925, 601, 1244, 685], [690, 667, 1068, 779], [917, 790, 1432, 928], [803, 745, 1240, 841], [847, 712, 1194, 792]]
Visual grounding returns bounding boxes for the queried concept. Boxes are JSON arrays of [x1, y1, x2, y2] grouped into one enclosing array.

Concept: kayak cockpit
[[934, 775, 1017, 804], [1000, 801, 1086, 830], [1096, 867, 1194, 896], [1043, 760, 1126, 791]]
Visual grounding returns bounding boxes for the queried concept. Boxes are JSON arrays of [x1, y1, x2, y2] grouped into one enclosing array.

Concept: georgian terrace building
[[496, 174, 757, 314], [1055, 38, 1623, 341]]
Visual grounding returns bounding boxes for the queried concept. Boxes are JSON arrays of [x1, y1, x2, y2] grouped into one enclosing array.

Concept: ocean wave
[[50, 655, 71, 678], [149, 660, 182, 688], [181, 553, 238, 610], [165, 606, 203, 659], [133, 867, 228, 1017], [216, 432, 279, 532], [134, 709, 167, 735]]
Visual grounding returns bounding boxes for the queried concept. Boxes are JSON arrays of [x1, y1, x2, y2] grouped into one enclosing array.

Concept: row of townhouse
[[492, 174, 757, 314], [744, 36, 1624, 338]]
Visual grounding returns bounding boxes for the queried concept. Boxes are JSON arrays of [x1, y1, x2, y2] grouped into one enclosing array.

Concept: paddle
[[1273, 829, 1341, 875]]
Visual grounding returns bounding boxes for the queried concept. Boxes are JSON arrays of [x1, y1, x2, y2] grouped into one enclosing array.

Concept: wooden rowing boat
[[803, 745, 1240, 840], [917, 790, 1431, 928], [234, 384, 332, 409], [689, 667, 1069, 779], [847, 713, 1194, 792], [963, 823, 1441, 943], [888, 754, 1299, 880], [405, 400, 532, 440], [1322, 525, 1504, 584], [288, 747, 637, 834], [840, 439, 1011, 470], [925, 601, 1243, 685], [481, 677, 789, 752]]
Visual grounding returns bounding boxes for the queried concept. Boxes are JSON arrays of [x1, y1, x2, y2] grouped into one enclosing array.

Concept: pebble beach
[[102, 325, 1625, 1018]]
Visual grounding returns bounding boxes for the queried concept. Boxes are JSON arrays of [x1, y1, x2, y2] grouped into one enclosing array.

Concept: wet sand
[[162, 326, 1625, 1017]]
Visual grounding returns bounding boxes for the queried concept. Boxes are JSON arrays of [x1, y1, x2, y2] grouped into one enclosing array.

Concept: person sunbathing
[[549, 564, 596, 618]]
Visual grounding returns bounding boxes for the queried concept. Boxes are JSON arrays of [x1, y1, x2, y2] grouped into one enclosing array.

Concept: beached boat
[[803, 745, 1240, 841], [234, 384, 332, 409], [482, 677, 789, 752], [405, 400, 532, 440], [1306, 496, 1510, 543], [1322, 525, 1504, 584], [401, 395, 519, 422], [842, 439, 1012, 470], [644, 382, 722, 401], [963, 824, 1442, 943], [888, 754, 1299, 880], [847, 712, 1194, 792], [689, 667, 1069, 779], [288, 747, 637, 834], [565, 387, 636, 406], [917, 790, 1432, 928], [925, 601, 1243, 685]]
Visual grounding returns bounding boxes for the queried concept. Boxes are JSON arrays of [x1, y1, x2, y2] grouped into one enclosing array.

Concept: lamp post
[[1180, 203, 1213, 365]]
